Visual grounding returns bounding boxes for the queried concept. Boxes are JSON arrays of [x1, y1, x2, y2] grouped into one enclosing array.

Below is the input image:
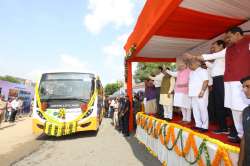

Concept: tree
[[104, 81, 123, 96], [133, 62, 176, 83], [0, 75, 20, 83]]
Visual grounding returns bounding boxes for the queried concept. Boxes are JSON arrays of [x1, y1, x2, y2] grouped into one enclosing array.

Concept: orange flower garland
[[212, 147, 233, 166], [135, 112, 238, 166], [153, 121, 162, 139], [147, 118, 153, 135]]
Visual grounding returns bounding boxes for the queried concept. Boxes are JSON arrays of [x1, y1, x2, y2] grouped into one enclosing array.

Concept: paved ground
[[1, 118, 161, 166], [0, 117, 43, 166]]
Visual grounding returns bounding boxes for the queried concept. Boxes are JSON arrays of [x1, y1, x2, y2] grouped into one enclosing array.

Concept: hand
[[167, 94, 171, 98], [166, 69, 170, 73], [208, 86, 213, 91], [198, 90, 205, 98], [195, 55, 204, 61]]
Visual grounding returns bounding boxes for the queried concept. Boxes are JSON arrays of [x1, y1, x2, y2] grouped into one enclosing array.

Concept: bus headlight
[[82, 109, 93, 119], [37, 110, 46, 120]]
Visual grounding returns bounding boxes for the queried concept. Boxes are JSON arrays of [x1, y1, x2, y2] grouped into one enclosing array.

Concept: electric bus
[[32, 72, 103, 136]]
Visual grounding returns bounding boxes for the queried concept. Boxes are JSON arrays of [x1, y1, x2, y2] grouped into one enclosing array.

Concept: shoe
[[165, 118, 172, 122], [123, 134, 130, 137], [199, 128, 208, 133], [191, 126, 201, 130], [182, 121, 191, 125], [213, 129, 229, 134], [178, 120, 185, 124], [228, 133, 238, 139], [228, 136, 241, 144]]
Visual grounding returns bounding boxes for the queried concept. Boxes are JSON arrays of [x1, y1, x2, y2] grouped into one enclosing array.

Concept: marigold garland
[[159, 124, 167, 145], [212, 147, 233, 166], [135, 112, 237, 166], [147, 118, 153, 135], [153, 121, 162, 139]]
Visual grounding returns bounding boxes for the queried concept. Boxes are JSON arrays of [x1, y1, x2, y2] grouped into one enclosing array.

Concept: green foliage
[[133, 62, 176, 83], [0, 75, 20, 83], [104, 81, 123, 96]]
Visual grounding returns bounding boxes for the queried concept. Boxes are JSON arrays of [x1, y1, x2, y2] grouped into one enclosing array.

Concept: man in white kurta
[[188, 61, 209, 132]]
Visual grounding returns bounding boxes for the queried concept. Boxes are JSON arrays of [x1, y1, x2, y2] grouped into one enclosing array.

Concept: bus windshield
[[39, 73, 95, 101]]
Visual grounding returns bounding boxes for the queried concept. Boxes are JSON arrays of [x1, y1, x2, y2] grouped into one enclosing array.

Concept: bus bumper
[[32, 117, 99, 136]]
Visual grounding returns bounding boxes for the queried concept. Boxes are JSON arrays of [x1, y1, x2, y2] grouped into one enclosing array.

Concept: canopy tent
[[124, 0, 250, 132]]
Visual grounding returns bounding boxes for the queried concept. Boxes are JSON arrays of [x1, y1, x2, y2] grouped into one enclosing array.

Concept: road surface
[[9, 118, 161, 166]]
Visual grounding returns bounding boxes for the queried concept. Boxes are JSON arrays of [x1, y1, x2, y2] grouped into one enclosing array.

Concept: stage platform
[[136, 112, 240, 166], [167, 112, 240, 147]]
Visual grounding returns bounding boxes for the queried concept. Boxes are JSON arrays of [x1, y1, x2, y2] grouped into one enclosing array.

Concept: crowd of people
[[143, 27, 250, 144], [104, 94, 141, 137], [0, 95, 33, 128]]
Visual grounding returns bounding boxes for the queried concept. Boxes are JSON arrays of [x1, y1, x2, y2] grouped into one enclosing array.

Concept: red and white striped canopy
[[124, 0, 250, 60]]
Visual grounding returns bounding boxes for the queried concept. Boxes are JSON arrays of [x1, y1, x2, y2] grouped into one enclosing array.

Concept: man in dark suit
[[121, 95, 130, 137]]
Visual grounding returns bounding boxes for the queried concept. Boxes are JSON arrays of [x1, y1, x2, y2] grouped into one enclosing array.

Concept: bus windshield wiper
[[66, 98, 89, 102]]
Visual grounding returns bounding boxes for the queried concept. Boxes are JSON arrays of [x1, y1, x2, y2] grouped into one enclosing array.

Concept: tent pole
[[127, 61, 134, 132]]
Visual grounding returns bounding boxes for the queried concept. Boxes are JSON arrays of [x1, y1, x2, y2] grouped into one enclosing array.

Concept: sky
[[0, 0, 145, 85]]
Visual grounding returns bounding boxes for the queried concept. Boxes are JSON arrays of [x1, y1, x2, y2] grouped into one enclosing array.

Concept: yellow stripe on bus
[[50, 124, 56, 136]]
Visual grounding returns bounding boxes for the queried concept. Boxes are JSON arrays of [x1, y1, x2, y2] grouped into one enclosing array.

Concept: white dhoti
[[231, 110, 244, 137], [224, 81, 249, 137], [181, 108, 191, 122], [160, 94, 174, 119], [160, 94, 173, 106], [174, 93, 191, 121], [174, 93, 191, 109], [191, 92, 209, 129], [224, 81, 248, 111], [145, 99, 157, 115], [163, 105, 173, 119]]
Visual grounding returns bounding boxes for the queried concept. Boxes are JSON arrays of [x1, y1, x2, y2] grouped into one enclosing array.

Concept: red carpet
[[159, 112, 240, 147]]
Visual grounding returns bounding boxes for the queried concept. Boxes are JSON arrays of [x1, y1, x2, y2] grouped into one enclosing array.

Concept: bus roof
[[42, 72, 95, 77]]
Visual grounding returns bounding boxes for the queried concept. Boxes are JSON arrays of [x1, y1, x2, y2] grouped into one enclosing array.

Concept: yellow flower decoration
[[58, 108, 66, 119]]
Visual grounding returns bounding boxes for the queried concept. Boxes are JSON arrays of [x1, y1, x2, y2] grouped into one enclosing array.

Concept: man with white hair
[[188, 60, 209, 132]]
